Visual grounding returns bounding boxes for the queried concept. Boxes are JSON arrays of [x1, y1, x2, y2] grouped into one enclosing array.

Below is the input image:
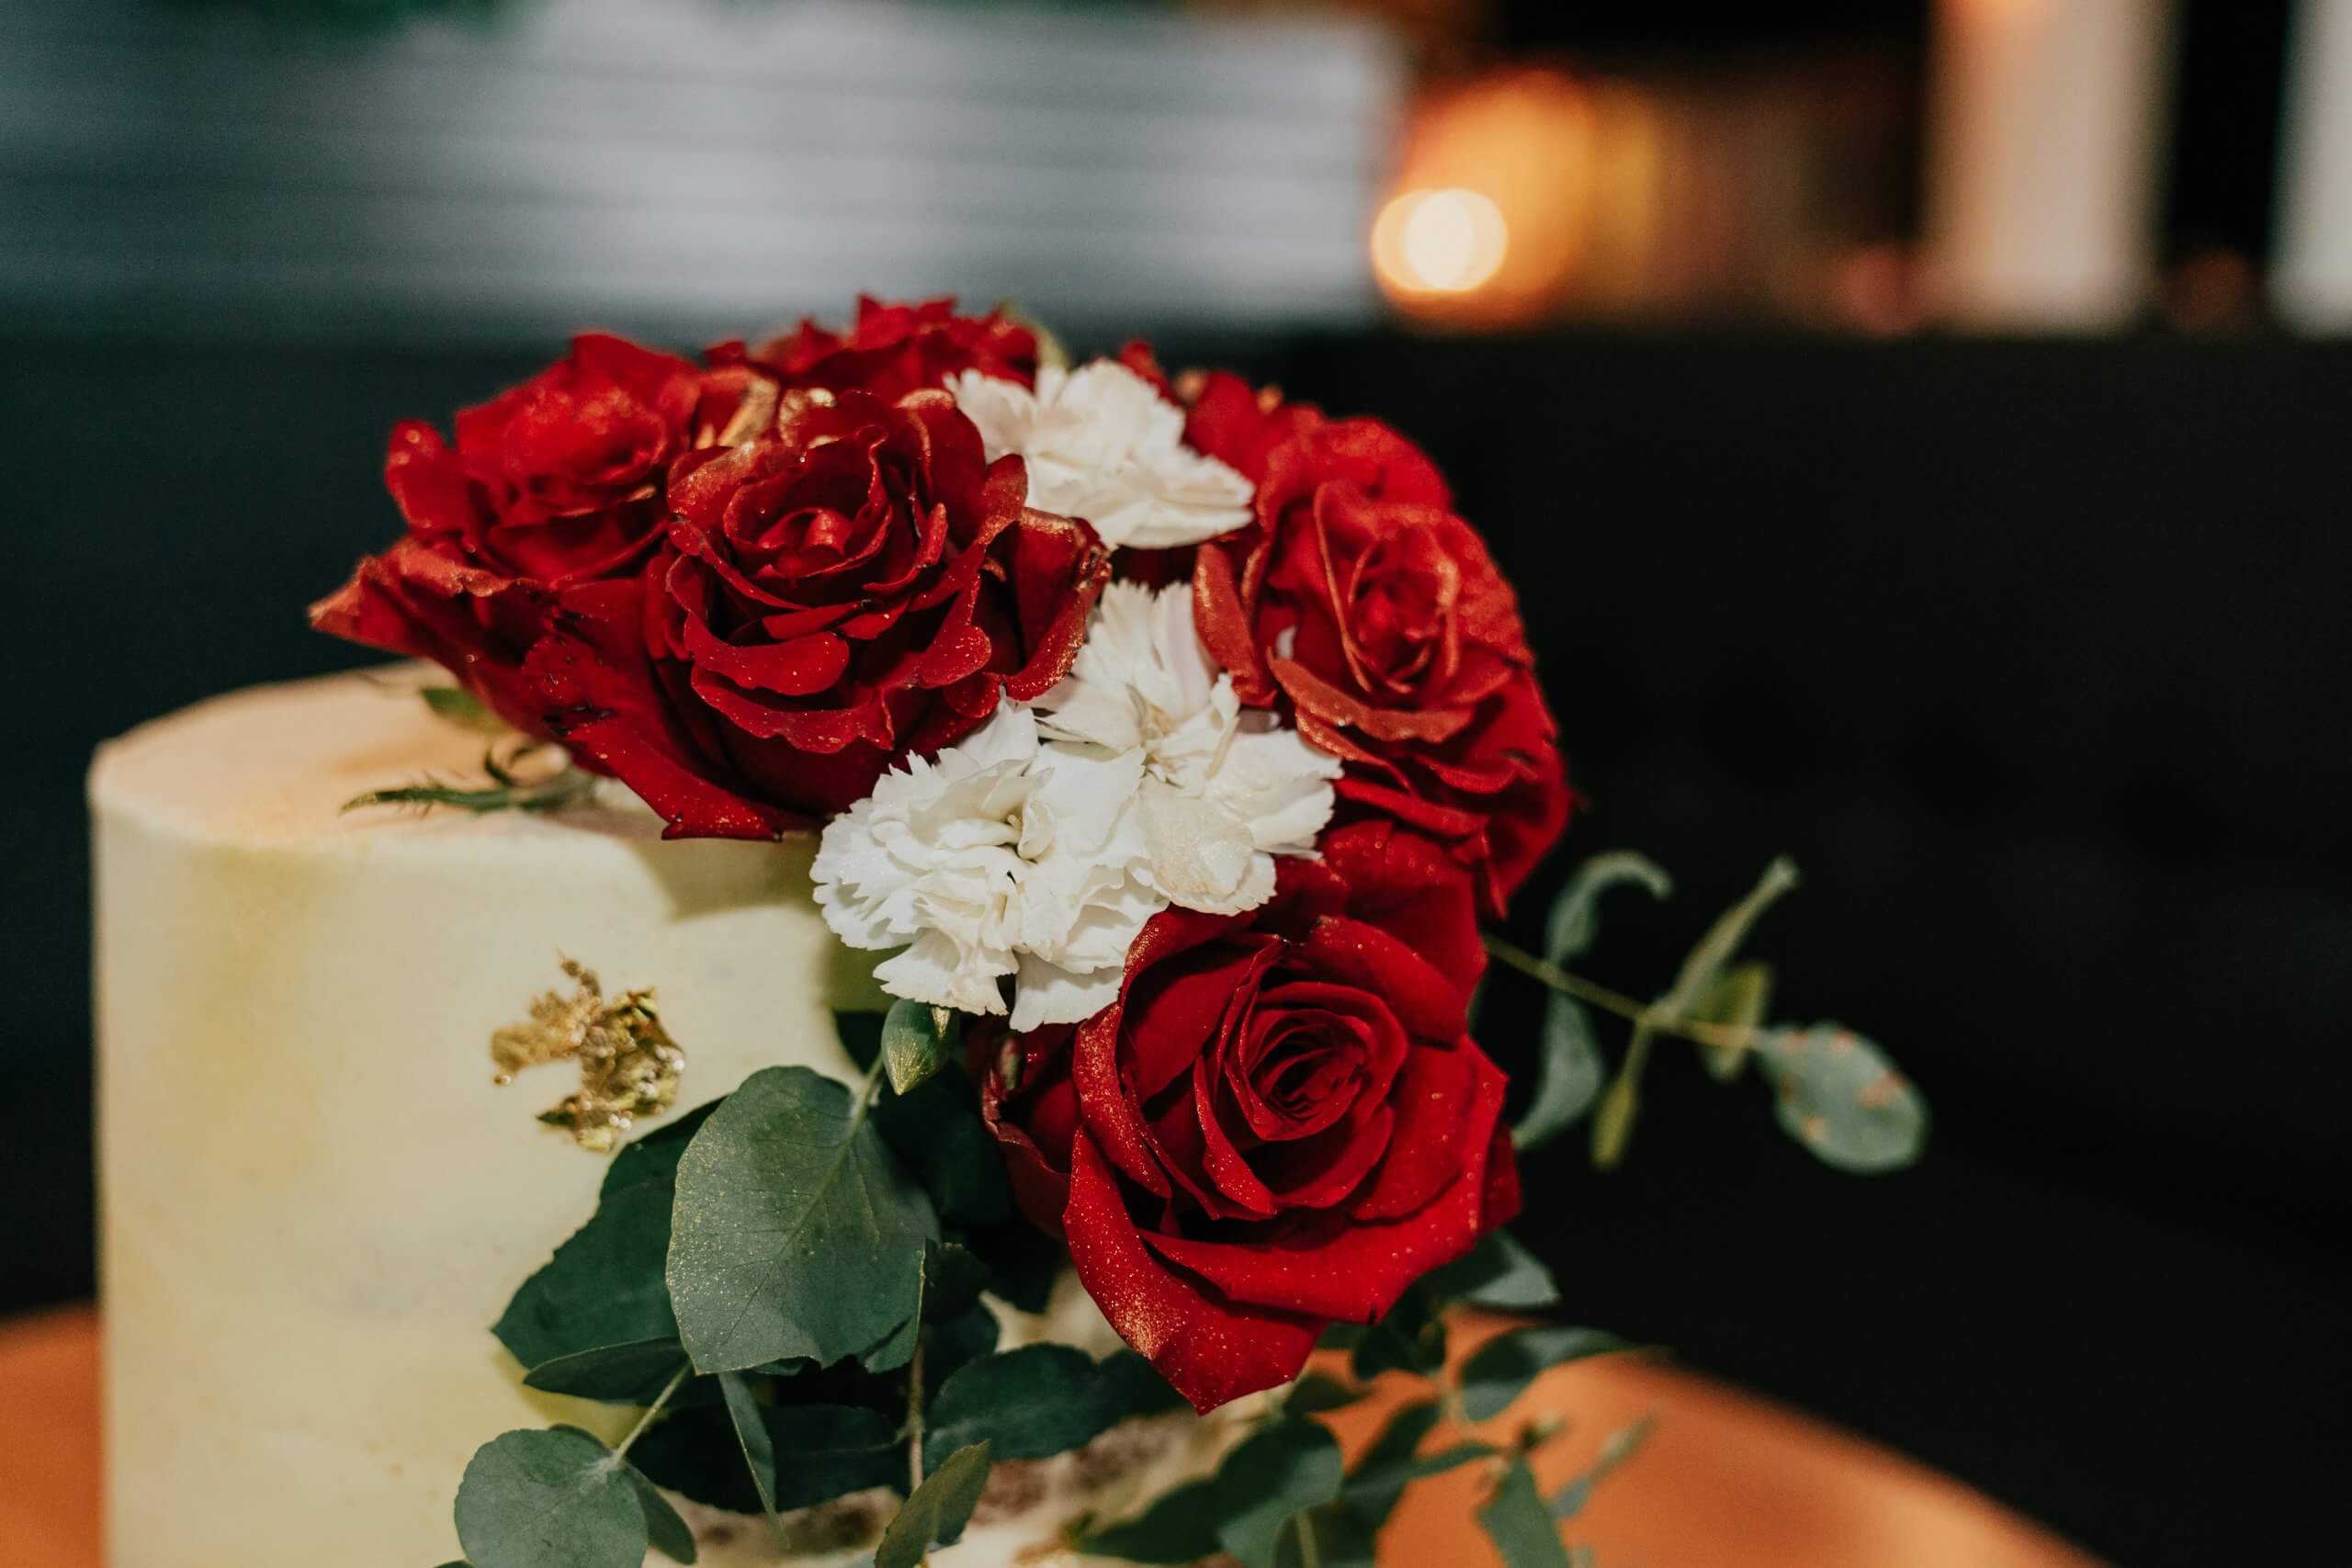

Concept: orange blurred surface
[[4, 1307, 2098, 1566]]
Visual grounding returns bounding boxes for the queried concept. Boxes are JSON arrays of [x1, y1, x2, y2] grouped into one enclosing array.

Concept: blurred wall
[[0, 0, 1402, 342]]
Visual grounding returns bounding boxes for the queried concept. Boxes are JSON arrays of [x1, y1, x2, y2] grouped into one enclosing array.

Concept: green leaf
[[1693, 960, 1773, 1083], [625, 1467, 700, 1563], [420, 684, 507, 733], [923, 1344, 1182, 1471], [879, 997, 961, 1096], [714, 1372, 781, 1530], [1283, 1371, 1369, 1416], [1419, 1230, 1560, 1312], [666, 1066, 939, 1373], [453, 1427, 647, 1568], [1550, 1415, 1653, 1520], [1517, 852, 1672, 1151], [1351, 1287, 1447, 1382], [1544, 852, 1674, 963], [875, 1441, 992, 1568], [1076, 1475, 1226, 1562], [1458, 1327, 1634, 1422], [1341, 1400, 1441, 1529], [1476, 1458, 1572, 1568], [1213, 1419, 1346, 1568], [864, 1238, 997, 1375], [766, 1404, 906, 1511], [1758, 1023, 1928, 1173], [521, 1339, 689, 1405], [1597, 857, 1799, 1168], [1272, 1501, 1380, 1568], [837, 1010, 1014, 1229]]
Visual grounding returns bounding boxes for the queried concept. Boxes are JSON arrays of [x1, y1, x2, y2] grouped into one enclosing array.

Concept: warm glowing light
[[1374, 187, 1510, 295]]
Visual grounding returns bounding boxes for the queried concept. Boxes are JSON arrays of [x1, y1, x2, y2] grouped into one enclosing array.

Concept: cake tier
[[90, 669, 1225, 1567]]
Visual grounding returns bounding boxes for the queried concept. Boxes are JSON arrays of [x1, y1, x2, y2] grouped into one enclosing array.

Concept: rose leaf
[[1212, 1418, 1346, 1568], [1075, 1475, 1227, 1562], [922, 1343, 1182, 1472], [1419, 1229, 1561, 1312]]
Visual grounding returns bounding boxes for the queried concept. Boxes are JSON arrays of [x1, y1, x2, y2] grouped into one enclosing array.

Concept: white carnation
[[949, 360, 1254, 550], [814, 582, 1338, 1032]]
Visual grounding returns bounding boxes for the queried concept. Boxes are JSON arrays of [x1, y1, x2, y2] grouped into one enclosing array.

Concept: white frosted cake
[[91, 667, 1240, 1567]]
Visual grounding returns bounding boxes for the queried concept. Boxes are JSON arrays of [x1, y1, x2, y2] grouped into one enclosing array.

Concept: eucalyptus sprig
[[1487, 852, 1928, 1173], [346, 687, 595, 818]]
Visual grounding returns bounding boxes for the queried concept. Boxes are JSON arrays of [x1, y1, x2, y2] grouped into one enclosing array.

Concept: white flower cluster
[[949, 360, 1254, 550], [814, 584, 1339, 1031], [813, 361, 1331, 1030]]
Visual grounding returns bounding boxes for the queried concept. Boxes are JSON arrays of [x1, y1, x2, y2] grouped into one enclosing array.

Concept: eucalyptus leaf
[[1419, 1230, 1561, 1312], [453, 1427, 646, 1568], [763, 1404, 905, 1512], [1075, 1475, 1225, 1562], [1544, 851, 1674, 963], [715, 1371, 781, 1529], [521, 1339, 689, 1404], [1476, 1458, 1573, 1568], [1757, 1023, 1928, 1173], [879, 997, 960, 1096], [1589, 1064, 1642, 1171], [1283, 1371, 1369, 1416], [1272, 1501, 1380, 1568], [1351, 1287, 1447, 1381], [1213, 1418, 1346, 1568], [1693, 960, 1773, 1083], [1551, 1415, 1654, 1520], [626, 1468, 700, 1564], [1458, 1326, 1634, 1422], [1341, 1400, 1441, 1529], [837, 1010, 1013, 1228], [923, 1344, 1180, 1471], [875, 1441, 992, 1568], [1517, 852, 1673, 1151], [666, 1066, 939, 1372]]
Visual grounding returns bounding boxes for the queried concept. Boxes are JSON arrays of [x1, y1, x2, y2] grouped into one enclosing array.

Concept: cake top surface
[[89, 664, 672, 848]]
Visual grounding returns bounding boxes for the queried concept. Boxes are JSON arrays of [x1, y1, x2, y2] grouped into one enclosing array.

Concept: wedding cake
[[88, 297, 1919, 1568]]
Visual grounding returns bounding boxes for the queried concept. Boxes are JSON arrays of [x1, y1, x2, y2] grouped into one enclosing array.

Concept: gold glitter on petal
[[489, 958, 685, 1153]]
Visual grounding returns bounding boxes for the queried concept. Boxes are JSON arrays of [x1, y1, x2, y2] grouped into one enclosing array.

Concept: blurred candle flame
[[1374, 187, 1510, 295]]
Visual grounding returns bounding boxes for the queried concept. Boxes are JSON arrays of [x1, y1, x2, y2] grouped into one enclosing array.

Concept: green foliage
[[491, 1109, 717, 1372], [1283, 1371, 1372, 1416], [714, 1372, 781, 1532], [1341, 1400, 1442, 1529], [1758, 1023, 1929, 1172], [1550, 1416, 1653, 1520], [1075, 1475, 1227, 1562], [1476, 1458, 1572, 1568], [1351, 1286, 1449, 1382], [419, 684, 505, 733], [923, 1343, 1182, 1471], [665, 1066, 939, 1373], [1212, 1419, 1347, 1568], [879, 997, 961, 1095], [1458, 1326, 1634, 1422], [837, 1010, 1015, 1230], [763, 1404, 905, 1511], [519, 1339, 689, 1405], [453, 1427, 688, 1568], [875, 1442, 993, 1568], [1693, 960, 1773, 1083], [1515, 853, 1672, 1151], [628, 1472, 699, 1565], [1419, 1230, 1561, 1312], [1273, 1502, 1381, 1568]]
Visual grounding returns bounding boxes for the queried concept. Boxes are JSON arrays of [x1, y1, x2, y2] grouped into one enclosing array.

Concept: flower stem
[[614, 1364, 691, 1461], [1479, 934, 1759, 1055]]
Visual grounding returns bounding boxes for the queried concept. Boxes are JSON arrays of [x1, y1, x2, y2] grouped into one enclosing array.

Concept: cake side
[[93, 669, 876, 1565]]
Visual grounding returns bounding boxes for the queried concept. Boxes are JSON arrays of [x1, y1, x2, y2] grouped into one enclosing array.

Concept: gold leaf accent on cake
[[491, 959, 685, 1153]]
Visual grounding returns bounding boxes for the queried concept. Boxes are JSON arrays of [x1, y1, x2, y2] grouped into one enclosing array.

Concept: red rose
[[311, 333, 724, 734], [1189, 386, 1570, 908], [979, 823, 1520, 1411], [528, 389, 1109, 836], [737, 296, 1037, 402]]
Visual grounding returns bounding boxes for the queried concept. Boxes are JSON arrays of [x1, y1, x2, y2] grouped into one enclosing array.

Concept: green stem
[[906, 1330, 929, 1565], [1480, 934, 1758, 1055], [614, 1364, 691, 1461]]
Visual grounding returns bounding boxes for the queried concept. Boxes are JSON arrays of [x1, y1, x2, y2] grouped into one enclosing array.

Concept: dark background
[[8, 326, 2348, 1564]]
